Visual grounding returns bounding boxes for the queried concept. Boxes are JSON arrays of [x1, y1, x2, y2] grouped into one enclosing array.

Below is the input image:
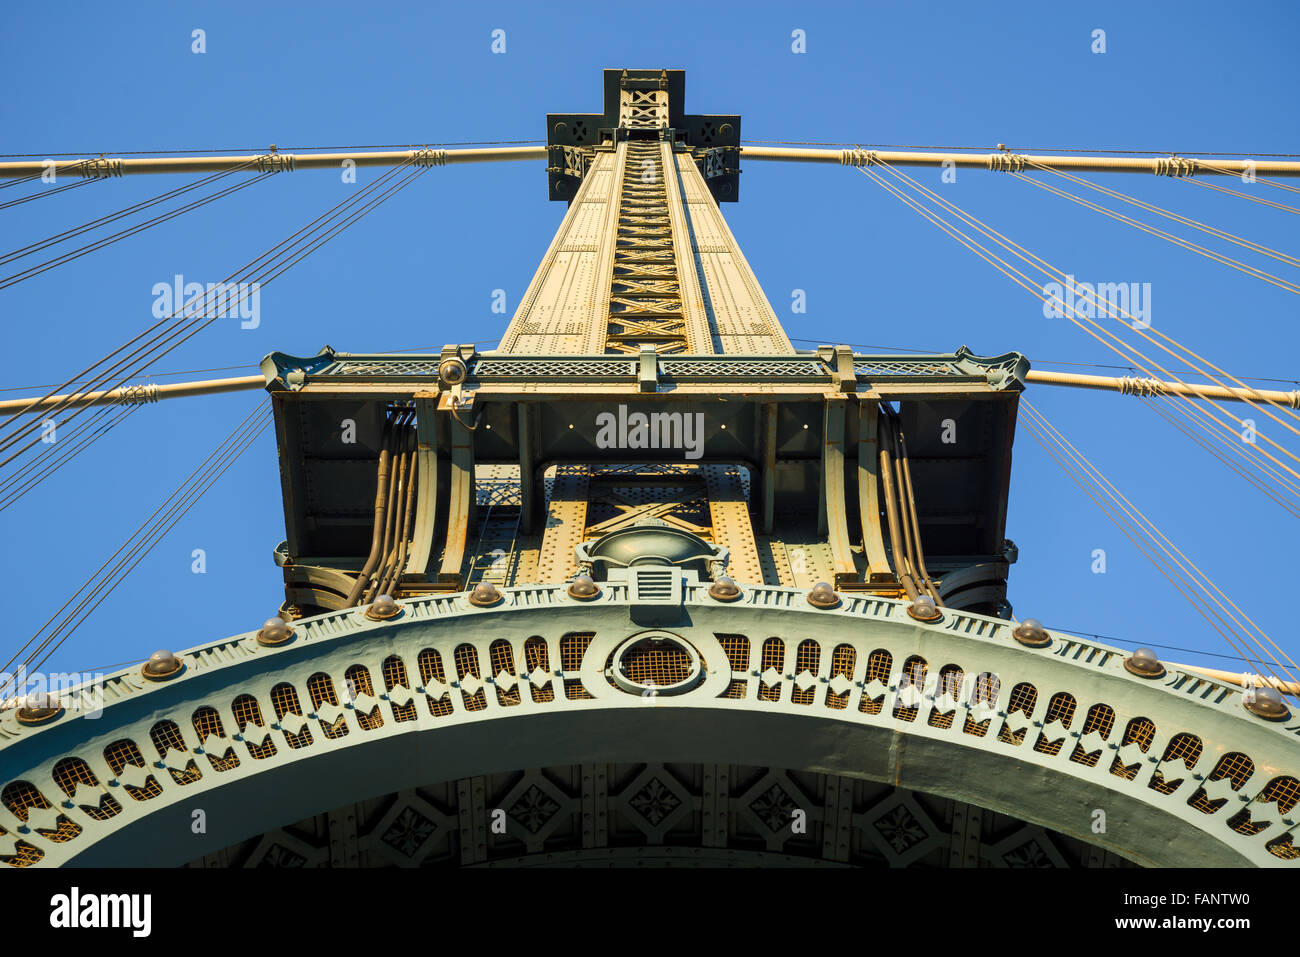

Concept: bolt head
[[365, 594, 401, 621], [907, 594, 942, 622], [1012, 618, 1051, 647], [257, 616, 295, 646], [1124, 647, 1165, 678], [16, 692, 62, 725], [1245, 685, 1291, 721], [469, 582, 503, 607], [708, 576, 742, 602], [567, 574, 600, 600], [806, 581, 840, 609], [141, 649, 183, 680]]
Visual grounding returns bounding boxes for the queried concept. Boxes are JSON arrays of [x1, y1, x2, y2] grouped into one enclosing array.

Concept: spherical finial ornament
[[1123, 647, 1165, 679], [365, 594, 402, 621], [141, 649, 183, 681], [806, 581, 841, 609], [1244, 685, 1291, 721], [468, 581, 503, 607], [16, 692, 62, 725], [1012, 617, 1051, 648], [567, 574, 600, 600], [906, 594, 942, 622], [708, 576, 742, 602], [256, 616, 295, 646]]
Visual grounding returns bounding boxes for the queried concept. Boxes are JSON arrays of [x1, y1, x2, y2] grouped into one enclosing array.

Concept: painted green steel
[[1, 584, 1296, 867], [259, 345, 1030, 391]]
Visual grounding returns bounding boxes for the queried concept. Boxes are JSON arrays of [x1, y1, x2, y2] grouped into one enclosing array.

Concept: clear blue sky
[[2, 1, 1297, 682]]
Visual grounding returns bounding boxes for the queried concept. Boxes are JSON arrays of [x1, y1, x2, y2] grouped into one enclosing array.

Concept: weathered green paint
[[2, 585, 1296, 867]]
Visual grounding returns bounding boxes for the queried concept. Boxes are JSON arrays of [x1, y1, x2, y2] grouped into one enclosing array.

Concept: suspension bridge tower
[[2, 69, 1298, 869]]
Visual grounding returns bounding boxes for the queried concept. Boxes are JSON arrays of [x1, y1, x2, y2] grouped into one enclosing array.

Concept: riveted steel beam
[[405, 394, 440, 581], [437, 412, 475, 587], [857, 402, 895, 585], [821, 398, 858, 588]]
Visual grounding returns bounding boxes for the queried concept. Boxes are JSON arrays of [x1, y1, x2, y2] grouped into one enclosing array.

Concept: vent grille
[[631, 568, 678, 604]]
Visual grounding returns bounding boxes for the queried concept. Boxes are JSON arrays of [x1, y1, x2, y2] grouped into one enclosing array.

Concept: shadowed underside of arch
[[2, 584, 1298, 868], [187, 760, 1138, 868]]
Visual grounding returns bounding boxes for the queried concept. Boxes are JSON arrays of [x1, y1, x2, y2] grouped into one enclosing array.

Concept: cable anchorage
[[840, 149, 879, 167], [115, 383, 159, 406], [987, 152, 1028, 173], [1154, 156, 1198, 178], [412, 148, 447, 168], [255, 152, 295, 173], [1118, 376, 1166, 398], [76, 157, 124, 179]]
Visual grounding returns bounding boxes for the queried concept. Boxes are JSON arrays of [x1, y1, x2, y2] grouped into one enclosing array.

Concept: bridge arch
[[1, 583, 1296, 867]]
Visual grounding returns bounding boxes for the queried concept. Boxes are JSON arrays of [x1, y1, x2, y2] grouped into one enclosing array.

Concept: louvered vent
[[630, 567, 680, 605]]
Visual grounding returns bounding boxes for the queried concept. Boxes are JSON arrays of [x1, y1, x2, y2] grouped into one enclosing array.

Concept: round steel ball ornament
[[906, 594, 942, 622], [141, 649, 184, 681], [708, 576, 742, 602], [1123, 647, 1165, 679], [16, 692, 63, 725], [806, 581, 841, 609], [1012, 618, 1051, 648], [1244, 685, 1291, 721], [365, 594, 402, 621], [468, 582, 503, 607], [567, 574, 601, 600], [256, 617, 295, 646]]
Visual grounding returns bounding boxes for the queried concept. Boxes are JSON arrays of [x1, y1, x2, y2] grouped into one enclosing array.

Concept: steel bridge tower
[[2, 70, 1297, 869]]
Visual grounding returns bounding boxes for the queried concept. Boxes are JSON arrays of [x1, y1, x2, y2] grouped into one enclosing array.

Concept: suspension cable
[[0, 161, 259, 266], [0, 176, 99, 210], [1018, 160, 1300, 268], [872, 157, 1300, 439], [1178, 175, 1300, 215], [4, 405, 271, 675], [859, 159, 1300, 473], [0, 158, 426, 461], [1008, 167, 1300, 293], [0, 171, 274, 288], [0, 404, 140, 511], [1021, 399, 1300, 691], [856, 162, 1300, 501]]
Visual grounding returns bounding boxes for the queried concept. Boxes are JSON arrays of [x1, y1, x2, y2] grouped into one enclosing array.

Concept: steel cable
[[0, 161, 260, 265], [4, 405, 271, 675], [1021, 399, 1300, 690], [0, 171, 275, 287], [0, 159, 424, 460], [861, 160, 1300, 469], [855, 162, 1300, 682], [0, 176, 98, 210]]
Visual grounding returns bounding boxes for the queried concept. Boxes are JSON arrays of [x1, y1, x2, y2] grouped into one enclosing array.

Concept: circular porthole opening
[[609, 632, 703, 697]]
